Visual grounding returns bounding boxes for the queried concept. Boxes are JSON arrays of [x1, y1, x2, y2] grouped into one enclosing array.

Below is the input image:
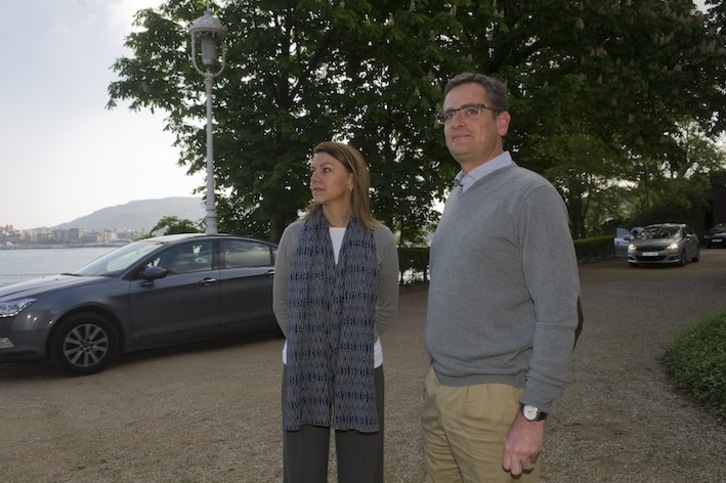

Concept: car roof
[[644, 223, 684, 229], [141, 233, 276, 246]]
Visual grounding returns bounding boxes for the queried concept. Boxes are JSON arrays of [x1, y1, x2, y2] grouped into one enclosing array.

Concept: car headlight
[[628, 243, 636, 251], [666, 242, 678, 250], [0, 298, 36, 317]]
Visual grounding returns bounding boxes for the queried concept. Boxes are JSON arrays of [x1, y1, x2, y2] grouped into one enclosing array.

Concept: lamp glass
[[200, 35, 218, 66]]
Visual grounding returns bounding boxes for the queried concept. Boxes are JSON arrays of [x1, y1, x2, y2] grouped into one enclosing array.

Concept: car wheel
[[692, 249, 700, 262], [49, 313, 118, 376]]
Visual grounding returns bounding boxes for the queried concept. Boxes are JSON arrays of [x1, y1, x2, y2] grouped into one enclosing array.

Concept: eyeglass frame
[[435, 103, 502, 125]]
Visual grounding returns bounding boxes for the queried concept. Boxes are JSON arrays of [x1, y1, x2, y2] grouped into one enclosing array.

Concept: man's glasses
[[435, 103, 501, 125]]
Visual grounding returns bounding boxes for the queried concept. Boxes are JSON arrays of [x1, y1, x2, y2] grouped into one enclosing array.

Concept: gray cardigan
[[273, 219, 400, 340], [424, 163, 581, 412]]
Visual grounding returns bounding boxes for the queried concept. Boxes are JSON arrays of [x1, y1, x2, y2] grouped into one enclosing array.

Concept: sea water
[[0, 247, 116, 277]]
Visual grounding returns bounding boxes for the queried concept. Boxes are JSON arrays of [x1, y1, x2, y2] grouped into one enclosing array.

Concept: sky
[[2, 1, 712, 230], [1, 0, 205, 230]]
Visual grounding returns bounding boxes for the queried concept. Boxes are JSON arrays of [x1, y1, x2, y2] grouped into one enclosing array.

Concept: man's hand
[[501, 412, 545, 476]]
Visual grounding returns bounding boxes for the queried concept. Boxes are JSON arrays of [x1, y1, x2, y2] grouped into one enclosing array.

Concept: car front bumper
[[627, 249, 682, 265]]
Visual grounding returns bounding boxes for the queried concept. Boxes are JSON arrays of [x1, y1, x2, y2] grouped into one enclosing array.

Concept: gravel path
[[1, 251, 725, 482]]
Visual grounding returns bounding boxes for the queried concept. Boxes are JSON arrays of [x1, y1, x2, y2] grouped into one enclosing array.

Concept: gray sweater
[[424, 163, 580, 412]]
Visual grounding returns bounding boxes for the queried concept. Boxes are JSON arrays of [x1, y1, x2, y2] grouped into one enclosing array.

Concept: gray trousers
[[282, 365, 385, 483]]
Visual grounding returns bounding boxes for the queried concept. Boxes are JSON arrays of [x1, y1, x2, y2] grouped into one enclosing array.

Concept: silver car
[[627, 223, 700, 268], [0, 233, 278, 375]]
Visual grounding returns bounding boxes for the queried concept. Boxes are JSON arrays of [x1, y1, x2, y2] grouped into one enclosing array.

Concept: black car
[[704, 223, 726, 248], [0, 234, 278, 375]]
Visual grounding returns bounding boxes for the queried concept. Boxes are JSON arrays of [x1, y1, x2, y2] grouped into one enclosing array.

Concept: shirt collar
[[454, 151, 513, 192]]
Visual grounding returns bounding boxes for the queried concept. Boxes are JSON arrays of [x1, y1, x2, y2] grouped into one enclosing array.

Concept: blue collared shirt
[[454, 151, 514, 193]]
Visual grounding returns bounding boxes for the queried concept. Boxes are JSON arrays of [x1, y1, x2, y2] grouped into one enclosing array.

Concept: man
[[422, 72, 581, 482]]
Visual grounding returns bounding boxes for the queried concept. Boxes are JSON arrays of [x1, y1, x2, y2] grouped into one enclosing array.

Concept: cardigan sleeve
[[374, 224, 400, 338], [273, 221, 303, 338]]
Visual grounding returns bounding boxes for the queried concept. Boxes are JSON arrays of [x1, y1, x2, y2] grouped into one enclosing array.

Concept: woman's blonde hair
[[307, 141, 380, 229]]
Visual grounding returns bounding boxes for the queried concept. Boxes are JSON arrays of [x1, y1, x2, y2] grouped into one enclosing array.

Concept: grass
[[662, 309, 726, 420]]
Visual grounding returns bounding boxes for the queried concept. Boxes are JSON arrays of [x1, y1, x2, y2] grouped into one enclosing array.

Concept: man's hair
[[443, 73, 509, 112]]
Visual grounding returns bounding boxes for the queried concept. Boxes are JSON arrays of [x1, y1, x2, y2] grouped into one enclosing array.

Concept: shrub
[[663, 310, 726, 419], [574, 235, 615, 262]]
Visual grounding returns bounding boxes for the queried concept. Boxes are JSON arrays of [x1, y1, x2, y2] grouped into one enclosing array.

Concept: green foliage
[[147, 216, 203, 237], [573, 235, 615, 262], [398, 246, 430, 284], [663, 310, 726, 419], [629, 174, 712, 232], [107, 0, 726, 242]]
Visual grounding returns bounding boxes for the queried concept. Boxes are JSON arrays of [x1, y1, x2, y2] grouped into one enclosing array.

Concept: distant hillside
[[57, 197, 205, 231]]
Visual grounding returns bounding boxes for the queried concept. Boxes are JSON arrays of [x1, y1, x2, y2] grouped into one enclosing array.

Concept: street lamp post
[[190, 7, 227, 235]]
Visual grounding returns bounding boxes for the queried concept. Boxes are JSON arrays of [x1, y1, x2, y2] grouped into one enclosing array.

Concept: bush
[[662, 310, 726, 419], [396, 236, 614, 283], [574, 235, 615, 262]]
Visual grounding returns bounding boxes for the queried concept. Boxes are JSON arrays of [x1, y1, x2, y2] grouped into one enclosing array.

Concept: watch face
[[523, 405, 539, 421]]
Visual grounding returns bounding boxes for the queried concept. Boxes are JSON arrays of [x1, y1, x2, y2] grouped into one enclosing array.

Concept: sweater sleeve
[[273, 222, 302, 338], [518, 184, 581, 412], [374, 225, 400, 338]]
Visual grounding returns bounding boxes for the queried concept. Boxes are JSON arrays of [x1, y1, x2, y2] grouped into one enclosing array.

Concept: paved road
[[1, 250, 725, 482]]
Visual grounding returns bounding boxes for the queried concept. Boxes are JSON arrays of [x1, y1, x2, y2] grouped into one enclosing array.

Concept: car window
[[75, 240, 164, 277], [615, 228, 630, 239], [222, 239, 273, 268], [640, 226, 679, 239], [154, 240, 214, 274]]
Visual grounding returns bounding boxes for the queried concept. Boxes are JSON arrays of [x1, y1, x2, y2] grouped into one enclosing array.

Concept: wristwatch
[[521, 404, 547, 422]]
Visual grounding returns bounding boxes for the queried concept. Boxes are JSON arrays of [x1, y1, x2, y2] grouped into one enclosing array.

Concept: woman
[[273, 141, 399, 483]]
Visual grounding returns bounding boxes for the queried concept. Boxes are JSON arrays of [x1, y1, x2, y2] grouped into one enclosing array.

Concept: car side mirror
[[141, 265, 168, 282]]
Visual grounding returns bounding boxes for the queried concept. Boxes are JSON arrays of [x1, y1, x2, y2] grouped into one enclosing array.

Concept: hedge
[[662, 310, 726, 419], [398, 236, 616, 283]]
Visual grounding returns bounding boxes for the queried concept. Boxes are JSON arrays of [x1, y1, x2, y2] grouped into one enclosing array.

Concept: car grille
[[636, 245, 665, 251]]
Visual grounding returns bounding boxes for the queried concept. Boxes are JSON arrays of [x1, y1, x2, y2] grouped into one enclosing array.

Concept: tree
[[108, 1, 726, 241], [108, 0, 454, 242], [148, 216, 202, 237], [438, 0, 725, 235]]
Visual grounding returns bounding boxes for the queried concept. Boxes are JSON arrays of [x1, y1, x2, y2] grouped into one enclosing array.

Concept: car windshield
[[74, 240, 166, 277], [711, 224, 726, 233], [639, 225, 679, 240]]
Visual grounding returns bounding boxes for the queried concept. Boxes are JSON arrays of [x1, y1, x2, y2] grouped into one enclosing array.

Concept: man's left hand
[[501, 412, 545, 476]]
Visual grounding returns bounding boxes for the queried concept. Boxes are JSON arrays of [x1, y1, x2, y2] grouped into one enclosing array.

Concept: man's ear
[[497, 111, 512, 137]]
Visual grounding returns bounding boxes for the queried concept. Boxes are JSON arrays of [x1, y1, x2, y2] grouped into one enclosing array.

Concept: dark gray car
[[627, 223, 700, 268], [0, 233, 277, 375], [704, 223, 726, 248]]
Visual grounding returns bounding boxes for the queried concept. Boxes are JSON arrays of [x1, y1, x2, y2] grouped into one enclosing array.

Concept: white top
[[282, 227, 384, 367]]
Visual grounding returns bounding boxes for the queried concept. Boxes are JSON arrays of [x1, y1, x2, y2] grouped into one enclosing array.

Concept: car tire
[[49, 313, 118, 376], [692, 249, 700, 262]]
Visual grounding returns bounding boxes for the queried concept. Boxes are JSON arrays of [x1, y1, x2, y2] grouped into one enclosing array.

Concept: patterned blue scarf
[[283, 209, 380, 433]]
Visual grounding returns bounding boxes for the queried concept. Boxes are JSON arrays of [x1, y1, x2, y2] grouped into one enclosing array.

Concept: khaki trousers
[[422, 367, 540, 483]]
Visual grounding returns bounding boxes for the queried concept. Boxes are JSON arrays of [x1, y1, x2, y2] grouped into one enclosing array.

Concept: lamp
[[190, 7, 227, 234]]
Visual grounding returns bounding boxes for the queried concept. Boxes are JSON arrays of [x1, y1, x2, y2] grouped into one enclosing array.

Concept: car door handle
[[267, 269, 275, 277], [200, 277, 217, 285]]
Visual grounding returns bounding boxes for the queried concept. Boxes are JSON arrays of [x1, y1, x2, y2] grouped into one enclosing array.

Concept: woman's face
[[310, 151, 354, 209]]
